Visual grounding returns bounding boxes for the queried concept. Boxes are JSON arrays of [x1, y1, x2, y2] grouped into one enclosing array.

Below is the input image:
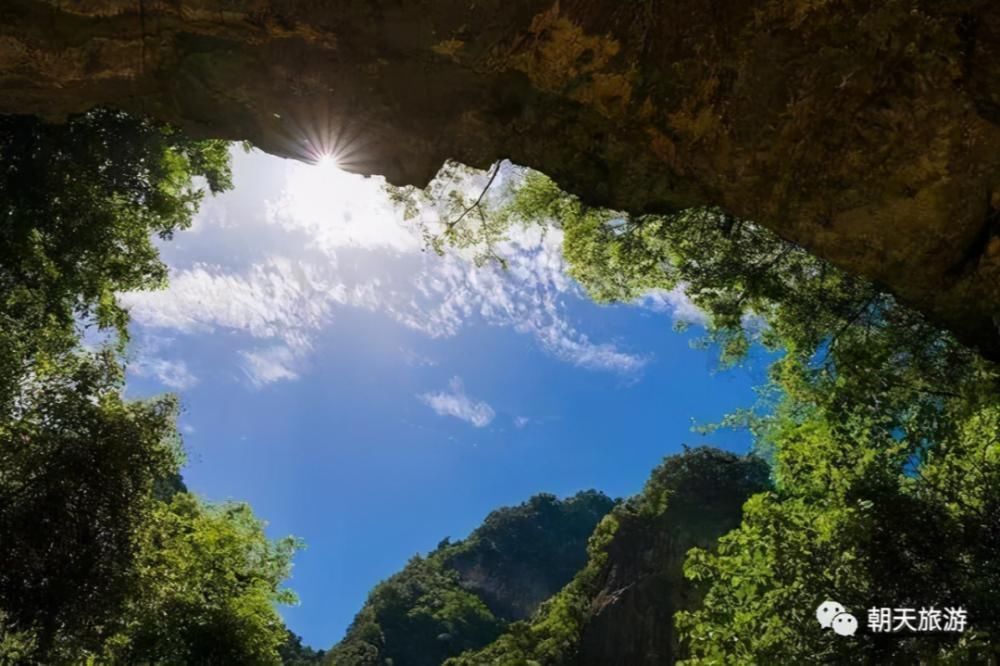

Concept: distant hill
[[446, 447, 771, 666], [324, 491, 616, 666], [317, 447, 770, 666]]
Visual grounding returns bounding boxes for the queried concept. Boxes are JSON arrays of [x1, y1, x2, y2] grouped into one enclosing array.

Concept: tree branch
[[445, 162, 501, 231]]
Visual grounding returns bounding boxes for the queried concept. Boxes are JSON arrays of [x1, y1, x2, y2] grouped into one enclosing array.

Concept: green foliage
[[676, 399, 1000, 664], [413, 167, 1000, 662], [445, 514, 621, 666], [0, 109, 231, 408], [0, 610, 37, 664], [677, 493, 865, 664], [328, 492, 615, 666], [0, 347, 302, 665], [0, 110, 306, 664], [103, 493, 301, 665], [443, 490, 617, 620], [328, 555, 504, 666], [385, 161, 528, 268], [0, 350, 181, 659], [280, 629, 327, 664], [449, 449, 771, 666]]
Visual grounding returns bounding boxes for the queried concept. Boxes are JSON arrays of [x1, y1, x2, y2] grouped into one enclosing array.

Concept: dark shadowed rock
[[2, 1, 999, 358]]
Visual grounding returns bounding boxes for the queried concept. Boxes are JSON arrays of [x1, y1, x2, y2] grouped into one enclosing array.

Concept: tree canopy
[[406, 166, 1000, 663], [0, 350, 180, 658], [4, 105, 1000, 664], [0, 110, 302, 665], [103, 493, 300, 665], [0, 109, 231, 408]]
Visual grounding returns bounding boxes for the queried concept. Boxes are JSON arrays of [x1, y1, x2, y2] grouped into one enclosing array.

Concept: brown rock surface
[[2, 0, 999, 357]]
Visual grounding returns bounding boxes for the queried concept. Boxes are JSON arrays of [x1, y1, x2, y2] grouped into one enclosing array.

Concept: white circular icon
[[816, 600, 846, 629], [832, 612, 858, 636]]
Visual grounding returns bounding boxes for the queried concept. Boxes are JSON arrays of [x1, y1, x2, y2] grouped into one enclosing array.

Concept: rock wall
[[445, 491, 616, 621], [2, 0, 999, 357], [574, 452, 769, 666]]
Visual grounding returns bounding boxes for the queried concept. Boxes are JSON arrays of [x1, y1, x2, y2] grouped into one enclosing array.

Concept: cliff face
[[573, 510, 703, 666], [574, 455, 770, 666], [444, 492, 617, 622], [2, 1, 999, 359]]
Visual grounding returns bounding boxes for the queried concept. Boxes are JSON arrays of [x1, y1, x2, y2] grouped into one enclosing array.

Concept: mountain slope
[[326, 491, 616, 666], [447, 447, 771, 665]]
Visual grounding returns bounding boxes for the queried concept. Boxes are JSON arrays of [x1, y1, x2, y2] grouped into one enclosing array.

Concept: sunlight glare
[[314, 153, 338, 171], [278, 152, 420, 253]]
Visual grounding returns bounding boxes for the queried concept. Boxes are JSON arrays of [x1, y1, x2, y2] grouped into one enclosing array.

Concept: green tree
[[0, 109, 231, 407], [279, 629, 326, 664], [329, 555, 504, 666], [0, 350, 182, 660], [409, 167, 1000, 662], [0, 109, 308, 664], [676, 398, 1000, 663], [103, 493, 301, 665], [0, 348, 303, 665]]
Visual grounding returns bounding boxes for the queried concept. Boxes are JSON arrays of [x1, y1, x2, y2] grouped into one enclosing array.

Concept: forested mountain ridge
[[326, 491, 616, 666], [322, 449, 770, 666], [446, 448, 771, 666], [441, 490, 618, 622]]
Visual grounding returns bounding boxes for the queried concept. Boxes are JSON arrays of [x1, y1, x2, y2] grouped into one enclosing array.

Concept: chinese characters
[[867, 607, 967, 633]]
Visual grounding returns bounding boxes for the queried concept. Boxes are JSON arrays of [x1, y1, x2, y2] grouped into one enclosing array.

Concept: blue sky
[[120, 149, 770, 649]]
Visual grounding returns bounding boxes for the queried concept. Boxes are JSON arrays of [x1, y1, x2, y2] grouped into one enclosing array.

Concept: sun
[[313, 153, 339, 170], [285, 154, 350, 223], [277, 149, 419, 252]]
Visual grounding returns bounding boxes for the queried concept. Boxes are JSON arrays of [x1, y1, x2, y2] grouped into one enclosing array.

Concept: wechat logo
[[817, 600, 858, 637]]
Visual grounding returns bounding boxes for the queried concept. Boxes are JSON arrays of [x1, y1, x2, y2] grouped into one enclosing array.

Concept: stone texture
[[2, 0, 999, 357], [574, 473, 755, 665]]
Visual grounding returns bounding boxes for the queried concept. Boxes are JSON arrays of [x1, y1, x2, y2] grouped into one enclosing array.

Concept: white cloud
[[419, 377, 495, 428], [638, 286, 708, 326], [374, 225, 649, 373], [514, 416, 530, 429], [240, 345, 300, 388], [130, 357, 199, 391], [399, 347, 437, 367], [123, 156, 704, 387], [122, 258, 342, 350], [529, 318, 649, 373]]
